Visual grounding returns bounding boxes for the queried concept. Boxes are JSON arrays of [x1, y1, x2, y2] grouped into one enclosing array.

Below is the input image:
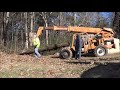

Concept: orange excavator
[[36, 26, 119, 59]]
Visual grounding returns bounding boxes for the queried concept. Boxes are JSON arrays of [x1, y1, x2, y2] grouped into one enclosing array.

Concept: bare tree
[[39, 12, 52, 46]]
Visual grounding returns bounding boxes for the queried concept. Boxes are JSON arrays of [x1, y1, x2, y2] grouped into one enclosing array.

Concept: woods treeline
[[0, 12, 120, 53]]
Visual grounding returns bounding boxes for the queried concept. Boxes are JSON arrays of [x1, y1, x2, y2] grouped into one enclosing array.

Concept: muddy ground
[[0, 51, 120, 78]]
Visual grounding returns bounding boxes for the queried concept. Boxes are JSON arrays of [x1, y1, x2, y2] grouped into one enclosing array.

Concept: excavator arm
[[37, 26, 114, 37], [37, 26, 69, 37]]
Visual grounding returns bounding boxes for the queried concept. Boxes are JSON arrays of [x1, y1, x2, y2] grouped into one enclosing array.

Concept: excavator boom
[[37, 26, 114, 37]]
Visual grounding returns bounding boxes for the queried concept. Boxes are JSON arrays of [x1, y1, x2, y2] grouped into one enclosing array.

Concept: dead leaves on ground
[[1, 51, 120, 78]]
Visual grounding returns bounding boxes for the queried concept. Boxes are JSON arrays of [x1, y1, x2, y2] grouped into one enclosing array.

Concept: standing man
[[75, 34, 83, 60], [32, 33, 41, 58]]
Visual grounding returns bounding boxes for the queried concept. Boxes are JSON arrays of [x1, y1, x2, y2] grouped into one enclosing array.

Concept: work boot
[[75, 58, 79, 60], [39, 56, 44, 59], [80, 57, 83, 60]]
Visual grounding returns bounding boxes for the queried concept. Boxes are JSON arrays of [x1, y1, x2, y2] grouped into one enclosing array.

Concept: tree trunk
[[29, 12, 35, 46], [14, 25, 18, 53], [3, 12, 10, 46], [21, 13, 24, 49], [73, 12, 76, 26], [40, 12, 50, 46], [6, 12, 10, 47], [59, 12, 62, 25], [30, 12, 34, 32], [0, 12, 4, 44], [24, 12, 29, 49], [45, 21, 48, 46], [113, 12, 120, 38], [11, 19, 14, 52]]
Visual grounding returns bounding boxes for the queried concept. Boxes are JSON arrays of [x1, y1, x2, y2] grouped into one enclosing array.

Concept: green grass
[[0, 62, 48, 78], [0, 68, 48, 78], [0, 71, 20, 78], [0, 63, 83, 78]]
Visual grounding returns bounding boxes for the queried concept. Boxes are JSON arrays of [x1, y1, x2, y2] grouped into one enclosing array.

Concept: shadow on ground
[[50, 53, 96, 60], [81, 63, 120, 78]]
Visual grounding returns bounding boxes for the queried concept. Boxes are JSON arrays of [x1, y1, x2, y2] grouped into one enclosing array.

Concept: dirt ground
[[0, 51, 120, 78]]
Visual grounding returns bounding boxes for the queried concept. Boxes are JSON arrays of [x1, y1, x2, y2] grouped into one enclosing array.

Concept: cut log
[[94, 60, 120, 65], [79, 60, 120, 65], [18, 43, 70, 55]]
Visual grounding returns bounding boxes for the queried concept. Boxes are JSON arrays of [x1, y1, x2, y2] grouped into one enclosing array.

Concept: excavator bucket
[[37, 27, 44, 37]]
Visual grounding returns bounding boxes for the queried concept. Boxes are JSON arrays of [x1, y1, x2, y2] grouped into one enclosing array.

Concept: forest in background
[[0, 12, 119, 53]]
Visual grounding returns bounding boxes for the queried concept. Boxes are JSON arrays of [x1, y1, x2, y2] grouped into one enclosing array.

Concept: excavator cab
[[59, 33, 85, 59]]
